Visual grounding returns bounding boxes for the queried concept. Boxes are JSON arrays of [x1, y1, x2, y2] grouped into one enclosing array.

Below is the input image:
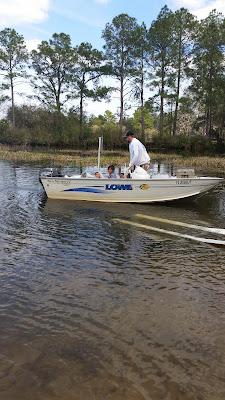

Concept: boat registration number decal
[[46, 178, 72, 186], [176, 179, 192, 185], [105, 184, 133, 191]]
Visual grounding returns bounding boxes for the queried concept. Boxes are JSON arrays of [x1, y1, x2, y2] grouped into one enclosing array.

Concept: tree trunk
[[11, 79, 15, 128], [173, 28, 182, 136], [56, 69, 61, 114], [140, 55, 145, 142], [119, 74, 124, 134], [159, 60, 165, 136], [169, 102, 173, 135], [55, 69, 63, 140], [9, 61, 15, 128], [205, 108, 210, 136], [56, 99, 61, 114], [79, 92, 83, 144], [79, 74, 85, 145], [206, 59, 213, 137], [119, 44, 124, 135], [208, 61, 213, 137]]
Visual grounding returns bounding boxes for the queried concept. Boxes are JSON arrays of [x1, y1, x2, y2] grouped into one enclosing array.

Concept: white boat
[[40, 171, 223, 203], [40, 137, 223, 203]]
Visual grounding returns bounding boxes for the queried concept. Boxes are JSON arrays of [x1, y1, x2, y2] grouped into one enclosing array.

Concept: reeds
[[154, 154, 225, 174], [0, 145, 225, 173], [0, 146, 130, 166]]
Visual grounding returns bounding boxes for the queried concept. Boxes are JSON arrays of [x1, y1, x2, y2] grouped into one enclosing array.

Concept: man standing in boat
[[125, 131, 150, 172]]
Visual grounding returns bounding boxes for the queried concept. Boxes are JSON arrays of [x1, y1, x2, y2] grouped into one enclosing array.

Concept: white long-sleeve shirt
[[129, 138, 150, 166]]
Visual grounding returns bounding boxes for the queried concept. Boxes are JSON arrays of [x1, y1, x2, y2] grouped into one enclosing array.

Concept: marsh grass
[[153, 153, 225, 173], [0, 145, 225, 173], [0, 146, 129, 167]]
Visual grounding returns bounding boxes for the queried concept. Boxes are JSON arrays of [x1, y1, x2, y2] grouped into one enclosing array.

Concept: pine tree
[[148, 6, 175, 135], [172, 8, 196, 136], [0, 28, 28, 127], [190, 11, 225, 137], [73, 42, 110, 142], [31, 33, 76, 113], [102, 14, 139, 133], [133, 23, 149, 141]]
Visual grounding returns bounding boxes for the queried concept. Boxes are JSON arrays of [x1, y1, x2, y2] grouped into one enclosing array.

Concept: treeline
[[0, 5, 224, 151]]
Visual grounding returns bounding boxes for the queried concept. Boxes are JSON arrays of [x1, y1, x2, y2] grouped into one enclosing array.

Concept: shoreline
[[0, 145, 225, 174]]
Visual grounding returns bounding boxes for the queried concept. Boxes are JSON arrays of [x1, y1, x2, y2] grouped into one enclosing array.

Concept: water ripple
[[1, 161, 225, 399]]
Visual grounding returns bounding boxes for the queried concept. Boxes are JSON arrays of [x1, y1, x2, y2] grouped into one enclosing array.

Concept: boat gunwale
[[40, 176, 224, 182]]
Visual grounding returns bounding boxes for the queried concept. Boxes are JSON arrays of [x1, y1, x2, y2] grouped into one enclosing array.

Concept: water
[[0, 160, 225, 400]]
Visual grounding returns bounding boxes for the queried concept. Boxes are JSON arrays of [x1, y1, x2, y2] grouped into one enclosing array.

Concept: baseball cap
[[124, 130, 134, 138]]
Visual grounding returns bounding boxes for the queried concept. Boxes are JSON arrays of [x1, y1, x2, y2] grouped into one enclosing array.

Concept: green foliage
[[190, 11, 225, 136], [0, 28, 28, 77], [89, 110, 120, 148], [151, 133, 223, 154], [1, 105, 81, 147], [91, 110, 117, 128], [132, 23, 150, 139], [171, 8, 196, 135], [130, 107, 154, 131], [0, 28, 28, 126], [148, 6, 175, 135], [0, 7, 224, 152], [102, 14, 138, 77], [31, 33, 76, 113], [102, 14, 139, 127], [72, 42, 111, 140], [0, 119, 10, 138]]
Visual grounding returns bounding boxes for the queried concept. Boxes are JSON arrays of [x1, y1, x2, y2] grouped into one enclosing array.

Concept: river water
[[0, 160, 225, 400]]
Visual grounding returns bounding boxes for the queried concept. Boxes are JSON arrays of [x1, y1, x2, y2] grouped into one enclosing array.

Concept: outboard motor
[[48, 167, 62, 177], [39, 167, 62, 184]]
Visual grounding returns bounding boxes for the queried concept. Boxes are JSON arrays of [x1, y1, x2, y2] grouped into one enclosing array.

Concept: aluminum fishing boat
[[40, 137, 223, 203], [40, 169, 223, 203]]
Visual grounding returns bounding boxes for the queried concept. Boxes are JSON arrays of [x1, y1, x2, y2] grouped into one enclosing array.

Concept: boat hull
[[40, 176, 223, 203]]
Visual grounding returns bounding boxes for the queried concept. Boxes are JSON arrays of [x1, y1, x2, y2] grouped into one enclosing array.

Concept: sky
[[0, 0, 224, 116]]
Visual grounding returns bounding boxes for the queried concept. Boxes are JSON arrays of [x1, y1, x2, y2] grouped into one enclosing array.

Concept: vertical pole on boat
[[97, 136, 102, 170]]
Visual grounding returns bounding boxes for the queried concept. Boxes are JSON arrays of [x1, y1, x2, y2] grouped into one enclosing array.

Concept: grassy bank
[[0, 145, 225, 174]]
